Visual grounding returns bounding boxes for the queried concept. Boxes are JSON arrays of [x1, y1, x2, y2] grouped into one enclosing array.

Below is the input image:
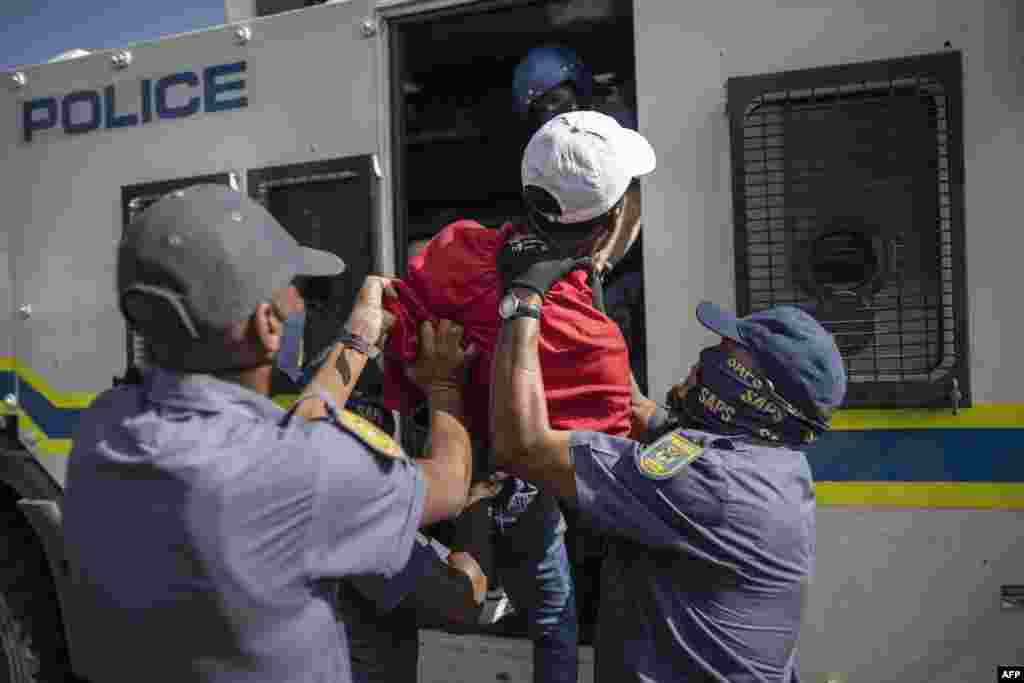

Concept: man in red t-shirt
[[383, 110, 657, 682]]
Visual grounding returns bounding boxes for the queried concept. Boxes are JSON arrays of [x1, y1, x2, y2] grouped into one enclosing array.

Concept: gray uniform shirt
[[63, 369, 426, 683], [573, 428, 814, 682]]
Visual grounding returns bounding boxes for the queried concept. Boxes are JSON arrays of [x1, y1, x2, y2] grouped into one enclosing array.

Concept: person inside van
[[512, 45, 637, 135]]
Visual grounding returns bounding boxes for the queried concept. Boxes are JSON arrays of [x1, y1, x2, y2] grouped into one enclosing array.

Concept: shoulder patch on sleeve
[[336, 409, 406, 461], [635, 429, 705, 480]]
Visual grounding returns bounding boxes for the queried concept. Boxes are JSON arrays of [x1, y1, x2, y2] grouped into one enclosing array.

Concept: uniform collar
[[141, 366, 285, 421]]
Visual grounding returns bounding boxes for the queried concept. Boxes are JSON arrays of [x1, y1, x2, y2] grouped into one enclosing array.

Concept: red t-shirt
[[382, 220, 632, 445]]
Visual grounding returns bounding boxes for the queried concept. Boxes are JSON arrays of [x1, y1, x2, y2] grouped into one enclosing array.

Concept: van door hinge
[[949, 378, 962, 415]]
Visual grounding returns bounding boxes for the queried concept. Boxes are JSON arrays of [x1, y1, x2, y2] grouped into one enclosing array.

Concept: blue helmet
[[512, 46, 594, 116]]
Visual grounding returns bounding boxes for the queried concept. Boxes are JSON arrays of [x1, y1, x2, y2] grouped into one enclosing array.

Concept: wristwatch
[[498, 293, 542, 321]]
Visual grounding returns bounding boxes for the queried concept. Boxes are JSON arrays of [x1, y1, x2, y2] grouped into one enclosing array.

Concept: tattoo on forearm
[[337, 352, 352, 385]]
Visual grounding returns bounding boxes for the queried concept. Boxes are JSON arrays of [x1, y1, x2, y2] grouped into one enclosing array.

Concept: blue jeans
[[496, 491, 579, 683]]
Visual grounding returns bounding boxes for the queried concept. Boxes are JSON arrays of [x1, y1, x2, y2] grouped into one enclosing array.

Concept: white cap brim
[[616, 126, 657, 178]]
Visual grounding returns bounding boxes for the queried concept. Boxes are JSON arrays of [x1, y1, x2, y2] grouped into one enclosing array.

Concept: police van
[[1, 0, 1021, 680]]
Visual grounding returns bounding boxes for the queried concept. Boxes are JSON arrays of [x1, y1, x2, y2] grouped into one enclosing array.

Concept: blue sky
[[1, 0, 227, 71]]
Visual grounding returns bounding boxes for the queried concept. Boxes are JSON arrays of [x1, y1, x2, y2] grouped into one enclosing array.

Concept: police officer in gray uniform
[[63, 184, 478, 683], [459, 234, 848, 681]]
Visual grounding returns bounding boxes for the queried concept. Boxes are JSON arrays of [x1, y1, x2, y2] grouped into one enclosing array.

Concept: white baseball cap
[[521, 110, 656, 224]]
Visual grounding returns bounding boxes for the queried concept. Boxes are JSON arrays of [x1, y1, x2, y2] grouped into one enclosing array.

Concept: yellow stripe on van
[[832, 404, 1024, 430], [815, 482, 1024, 509], [0, 356, 96, 409], [16, 408, 73, 458]]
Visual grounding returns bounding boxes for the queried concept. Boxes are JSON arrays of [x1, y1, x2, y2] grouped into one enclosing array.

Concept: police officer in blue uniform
[[63, 185, 478, 683], [453, 235, 848, 682]]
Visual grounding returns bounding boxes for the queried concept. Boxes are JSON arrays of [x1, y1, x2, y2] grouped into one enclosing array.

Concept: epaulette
[[332, 408, 407, 461]]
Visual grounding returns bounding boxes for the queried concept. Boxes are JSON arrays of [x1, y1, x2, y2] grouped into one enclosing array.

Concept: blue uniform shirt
[[573, 428, 814, 682], [64, 368, 426, 683]]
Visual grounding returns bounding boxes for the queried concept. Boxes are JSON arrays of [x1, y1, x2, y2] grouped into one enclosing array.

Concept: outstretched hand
[[345, 275, 398, 348], [498, 235, 592, 298]]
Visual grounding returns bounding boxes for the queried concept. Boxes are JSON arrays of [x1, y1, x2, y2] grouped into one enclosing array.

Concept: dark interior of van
[[395, 0, 636, 234]]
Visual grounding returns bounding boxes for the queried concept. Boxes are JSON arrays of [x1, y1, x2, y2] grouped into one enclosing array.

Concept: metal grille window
[[726, 51, 968, 408], [119, 173, 234, 384], [248, 156, 380, 400]]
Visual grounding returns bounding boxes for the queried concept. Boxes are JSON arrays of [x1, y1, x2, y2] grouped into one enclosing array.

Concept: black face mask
[[669, 348, 829, 447]]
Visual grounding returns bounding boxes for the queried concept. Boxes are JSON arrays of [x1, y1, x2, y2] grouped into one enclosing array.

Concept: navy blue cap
[[512, 46, 594, 115], [696, 302, 848, 420]]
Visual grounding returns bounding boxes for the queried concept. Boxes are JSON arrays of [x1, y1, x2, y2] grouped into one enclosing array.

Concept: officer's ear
[[251, 302, 285, 358]]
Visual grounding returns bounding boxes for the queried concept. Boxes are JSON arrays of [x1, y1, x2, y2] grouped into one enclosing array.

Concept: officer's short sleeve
[[572, 430, 727, 551], [306, 421, 426, 581], [348, 533, 450, 612]]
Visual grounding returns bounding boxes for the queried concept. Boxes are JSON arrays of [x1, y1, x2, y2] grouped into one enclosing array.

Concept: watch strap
[[338, 326, 380, 359]]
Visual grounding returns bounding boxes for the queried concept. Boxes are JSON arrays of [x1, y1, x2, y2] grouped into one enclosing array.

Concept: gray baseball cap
[[118, 184, 344, 355]]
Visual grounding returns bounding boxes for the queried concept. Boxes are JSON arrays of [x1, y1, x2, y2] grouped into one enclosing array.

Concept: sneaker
[[478, 587, 516, 625]]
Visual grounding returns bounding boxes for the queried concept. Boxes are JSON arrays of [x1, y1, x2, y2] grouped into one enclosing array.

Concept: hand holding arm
[[629, 372, 664, 441], [408, 319, 478, 527]]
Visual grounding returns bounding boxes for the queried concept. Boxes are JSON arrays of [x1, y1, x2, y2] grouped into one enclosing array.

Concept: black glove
[[498, 235, 592, 298]]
